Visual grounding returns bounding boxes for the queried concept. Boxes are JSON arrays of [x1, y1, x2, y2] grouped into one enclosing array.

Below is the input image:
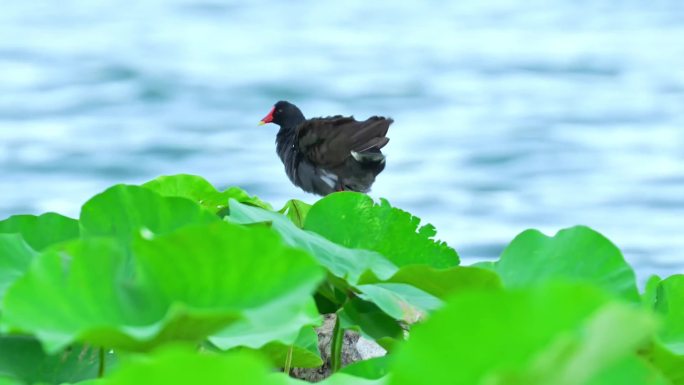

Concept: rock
[[291, 313, 385, 381], [356, 336, 386, 360]]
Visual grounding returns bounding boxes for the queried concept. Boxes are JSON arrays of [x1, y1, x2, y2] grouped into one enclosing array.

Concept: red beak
[[258, 107, 275, 126]]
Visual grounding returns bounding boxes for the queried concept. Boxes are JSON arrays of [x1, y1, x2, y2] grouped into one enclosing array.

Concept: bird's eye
[[277, 109, 282, 113]]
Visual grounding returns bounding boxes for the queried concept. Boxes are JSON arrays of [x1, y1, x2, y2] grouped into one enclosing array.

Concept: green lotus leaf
[[256, 326, 323, 368], [142, 174, 272, 214], [107, 347, 382, 385], [315, 274, 355, 313], [649, 342, 684, 385], [389, 283, 656, 385], [0, 335, 116, 385], [340, 356, 389, 380], [361, 265, 502, 299], [0, 234, 36, 303], [643, 275, 662, 308], [357, 283, 442, 323], [0, 213, 79, 251], [100, 346, 286, 385], [4, 221, 324, 353], [316, 374, 388, 385], [80, 184, 219, 245], [587, 355, 671, 385], [227, 199, 397, 284], [654, 275, 684, 355], [279, 199, 312, 228], [303, 193, 458, 268], [645, 275, 684, 384], [229, 199, 443, 323], [489, 226, 640, 302], [210, 294, 322, 360]]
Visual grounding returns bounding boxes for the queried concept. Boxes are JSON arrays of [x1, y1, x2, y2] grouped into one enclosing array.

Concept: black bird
[[259, 101, 392, 196]]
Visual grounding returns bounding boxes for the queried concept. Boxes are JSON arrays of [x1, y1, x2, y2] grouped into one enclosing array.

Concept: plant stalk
[[98, 347, 106, 378], [330, 314, 344, 373], [284, 345, 294, 375]]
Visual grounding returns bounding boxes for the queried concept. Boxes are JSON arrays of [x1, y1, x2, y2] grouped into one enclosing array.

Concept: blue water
[[2, 1, 684, 280]]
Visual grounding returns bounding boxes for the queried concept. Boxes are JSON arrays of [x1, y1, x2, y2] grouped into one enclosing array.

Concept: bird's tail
[[351, 149, 386, 163], [350, 117, 392, 152]]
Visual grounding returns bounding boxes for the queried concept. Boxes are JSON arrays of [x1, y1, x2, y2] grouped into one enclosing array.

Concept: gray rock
[[291, 314, 379, 382]]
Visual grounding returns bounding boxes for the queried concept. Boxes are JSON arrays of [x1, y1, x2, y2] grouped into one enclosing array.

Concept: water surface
[[2, 0, 684, 280]]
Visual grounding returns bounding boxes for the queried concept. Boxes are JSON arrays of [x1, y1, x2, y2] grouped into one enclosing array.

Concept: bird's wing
[[296, 115, 392, 168]]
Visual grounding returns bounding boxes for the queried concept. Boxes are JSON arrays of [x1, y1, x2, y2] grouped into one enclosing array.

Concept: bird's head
[[258, 101, 305, 128]]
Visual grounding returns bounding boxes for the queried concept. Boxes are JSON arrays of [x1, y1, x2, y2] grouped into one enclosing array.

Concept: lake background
[[2, 1, 683, 282]]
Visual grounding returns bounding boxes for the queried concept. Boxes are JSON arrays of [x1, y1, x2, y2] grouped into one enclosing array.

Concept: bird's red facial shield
[[258, 107, 275, 125]]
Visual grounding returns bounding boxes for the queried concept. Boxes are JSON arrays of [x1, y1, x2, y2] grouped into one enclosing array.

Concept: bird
[[258, 101, 392, 196]]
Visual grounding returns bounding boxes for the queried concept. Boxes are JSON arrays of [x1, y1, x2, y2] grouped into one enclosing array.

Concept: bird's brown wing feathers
[[296, 115, 392, 168]]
